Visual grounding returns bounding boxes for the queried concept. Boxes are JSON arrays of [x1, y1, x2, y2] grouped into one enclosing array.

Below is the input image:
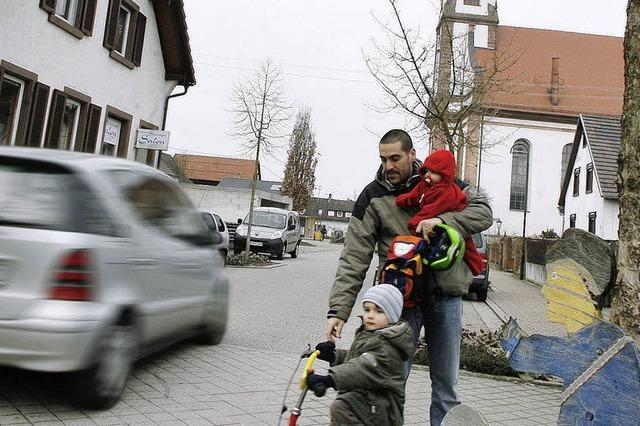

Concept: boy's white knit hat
[[362, 284, 403, 323]]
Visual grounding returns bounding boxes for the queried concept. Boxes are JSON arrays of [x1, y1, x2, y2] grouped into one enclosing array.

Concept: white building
[[0, 0, 194, 165], [434, 0, 623, 237], [559, 115, 620, 241]]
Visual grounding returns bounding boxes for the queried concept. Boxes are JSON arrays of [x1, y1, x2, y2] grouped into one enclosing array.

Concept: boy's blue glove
[[306, 373, 335, 397], [315, 341, 336, 364]]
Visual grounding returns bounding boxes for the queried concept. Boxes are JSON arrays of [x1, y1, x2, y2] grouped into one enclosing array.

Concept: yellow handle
[[300, 350, 320, 389]]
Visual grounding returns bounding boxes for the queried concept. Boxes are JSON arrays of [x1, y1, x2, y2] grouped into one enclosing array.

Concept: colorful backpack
[[379, 235, 429, 308]]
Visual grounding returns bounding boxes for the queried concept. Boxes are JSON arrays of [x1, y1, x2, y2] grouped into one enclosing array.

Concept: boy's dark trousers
[[330, 399, 364, 425]]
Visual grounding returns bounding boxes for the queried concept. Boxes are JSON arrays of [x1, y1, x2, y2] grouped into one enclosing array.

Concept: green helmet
[[422, 224, 465, 270]]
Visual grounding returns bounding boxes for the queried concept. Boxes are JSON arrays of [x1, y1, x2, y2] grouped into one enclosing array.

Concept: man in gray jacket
[[325, 129, 493, 425]]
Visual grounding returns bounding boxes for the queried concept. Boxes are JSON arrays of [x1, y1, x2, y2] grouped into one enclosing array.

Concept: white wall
[[479, 116, 577, 236], [563, 138, 619, 240], [181, 184, 293, 224], [455, 0, 494, 16], [0, 0, 177, 159]]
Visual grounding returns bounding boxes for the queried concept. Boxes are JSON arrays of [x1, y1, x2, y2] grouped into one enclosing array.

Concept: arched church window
[[509, 139, 530, 211]]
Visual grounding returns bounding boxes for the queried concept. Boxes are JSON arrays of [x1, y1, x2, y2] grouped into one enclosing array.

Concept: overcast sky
[[167, 0, 627, 201]]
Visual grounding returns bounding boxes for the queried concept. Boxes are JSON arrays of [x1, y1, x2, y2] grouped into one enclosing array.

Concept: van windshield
[[243, 211, 286, 229]]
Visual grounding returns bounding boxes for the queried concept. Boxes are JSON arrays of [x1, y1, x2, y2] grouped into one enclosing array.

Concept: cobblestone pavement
[[0, 343, 561, 425], [487, 270, 566, 337]]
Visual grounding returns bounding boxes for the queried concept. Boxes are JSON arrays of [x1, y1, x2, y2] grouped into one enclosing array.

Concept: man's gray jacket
[[328, 162, 493, 322]]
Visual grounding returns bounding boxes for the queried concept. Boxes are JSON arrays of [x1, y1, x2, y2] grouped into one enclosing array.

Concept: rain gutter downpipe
[[157, 81, 190, 168]]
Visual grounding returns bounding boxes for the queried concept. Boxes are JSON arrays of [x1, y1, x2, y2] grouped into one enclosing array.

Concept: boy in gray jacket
[[307, 284, 414, 425]]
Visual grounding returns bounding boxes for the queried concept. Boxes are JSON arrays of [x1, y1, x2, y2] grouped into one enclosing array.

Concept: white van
[[233, 207, 301, 259]]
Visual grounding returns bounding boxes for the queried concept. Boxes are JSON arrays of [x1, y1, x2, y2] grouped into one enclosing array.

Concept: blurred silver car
[[0, 147, 229, 409]]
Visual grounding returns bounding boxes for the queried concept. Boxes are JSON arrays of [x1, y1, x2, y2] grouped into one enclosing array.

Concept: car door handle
[[129, 258, 157, 266]]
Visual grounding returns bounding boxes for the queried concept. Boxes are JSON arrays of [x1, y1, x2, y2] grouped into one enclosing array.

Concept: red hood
[[421, 150, 456, 182]]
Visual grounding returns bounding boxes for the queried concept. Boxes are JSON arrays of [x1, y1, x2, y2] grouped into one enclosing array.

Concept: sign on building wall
[[103, 118, 121, 146], [135, 129, 170, 151]]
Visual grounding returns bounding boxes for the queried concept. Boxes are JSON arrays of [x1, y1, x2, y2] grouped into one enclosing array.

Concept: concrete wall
[[1, 0, 176, 159], [478, 116, 577, 236], [181, 183, 292, 224]]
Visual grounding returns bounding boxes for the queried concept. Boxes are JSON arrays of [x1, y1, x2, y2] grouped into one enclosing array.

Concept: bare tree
[[281, 108, 318, 212], [610, 0, 640, 339], [230, 61, 292, 252], [364, 0, 520, 173]]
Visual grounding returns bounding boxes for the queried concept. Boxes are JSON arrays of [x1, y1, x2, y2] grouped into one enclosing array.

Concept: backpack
[[379, 235, 429, 308]]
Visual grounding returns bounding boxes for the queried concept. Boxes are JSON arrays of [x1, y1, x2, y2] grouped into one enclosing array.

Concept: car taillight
[[480, 252, 487, 263], [48, 249, 94, 301]]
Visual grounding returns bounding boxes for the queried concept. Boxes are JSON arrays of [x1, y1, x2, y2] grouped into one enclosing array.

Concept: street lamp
[[511, 141, 530, 281]]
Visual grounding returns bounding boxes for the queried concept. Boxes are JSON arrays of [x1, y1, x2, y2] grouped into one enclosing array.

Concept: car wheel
[[475, 286, 488, 302], [276, 243, 286, 260], [70, 322, 137, 409], [290, 243, 299, 258]]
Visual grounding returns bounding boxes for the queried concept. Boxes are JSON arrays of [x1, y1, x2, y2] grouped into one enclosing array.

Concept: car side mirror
[[288, 223, 296, 231]]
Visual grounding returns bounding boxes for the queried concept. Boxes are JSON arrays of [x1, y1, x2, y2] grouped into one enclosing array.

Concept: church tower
[[432, 0, 499, 185]]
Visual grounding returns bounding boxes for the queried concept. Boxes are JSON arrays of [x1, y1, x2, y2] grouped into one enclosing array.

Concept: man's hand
[[415, 217, 443, 242], [326, 318, 345, 342]]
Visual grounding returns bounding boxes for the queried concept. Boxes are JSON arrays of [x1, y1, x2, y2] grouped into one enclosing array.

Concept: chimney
[[550, 56, 560, 106]]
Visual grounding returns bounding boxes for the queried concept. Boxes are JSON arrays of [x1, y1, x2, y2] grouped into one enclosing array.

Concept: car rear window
[[0, 157, 115, 235], [472, 233, 484, 248]]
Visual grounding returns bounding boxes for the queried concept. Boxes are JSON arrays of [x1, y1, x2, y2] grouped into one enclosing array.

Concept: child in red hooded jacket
[[396, 149, 485, 275]]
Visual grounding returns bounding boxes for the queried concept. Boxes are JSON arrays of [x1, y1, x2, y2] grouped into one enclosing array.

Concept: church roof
[[477, 26, 623, 120]]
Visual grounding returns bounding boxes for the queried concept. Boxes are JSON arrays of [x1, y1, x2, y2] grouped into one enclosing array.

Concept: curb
[[225, 262, 286, 270], [411, 364, 563, 389]]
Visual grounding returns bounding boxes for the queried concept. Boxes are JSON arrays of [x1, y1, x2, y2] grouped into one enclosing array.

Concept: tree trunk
[[610, 0, 640, 339]]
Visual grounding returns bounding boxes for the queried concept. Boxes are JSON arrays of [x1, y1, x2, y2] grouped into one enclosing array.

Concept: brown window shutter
[[81, 0, 98, 36], [132, 13, 146, 66], [44, 89, 67, 149], [83, 104, 102, 153], [39, 0, 57, 13], [25, 82, 50, 147], [103, 0, 121, 49], [116, 129, 129, 158]]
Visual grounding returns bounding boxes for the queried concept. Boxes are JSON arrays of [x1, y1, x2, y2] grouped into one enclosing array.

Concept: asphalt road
[[223, 240, 374, 353]]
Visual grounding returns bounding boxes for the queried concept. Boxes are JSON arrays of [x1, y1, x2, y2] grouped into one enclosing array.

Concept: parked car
[[0, 147, 229, 409], [233, 207, 300, 259], [200, 209, 230, 259], [468, 232, 490, 301]]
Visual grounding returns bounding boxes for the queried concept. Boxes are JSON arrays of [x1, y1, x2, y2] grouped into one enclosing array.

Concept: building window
[[0, 75, 25, 146], [318, 209, 323, 215], [336, 211, 344, 217], [39, 0, 97, 39], [0, 61, 39, 147], [569, 214, 576, 228], [103, 0, 147, 68], [328, 210, 335, 217], [101, 106, 132, 158], [58, 99, 81, 150], [561, 143, 572, 188], [588, 211, 597, 234], [509, 139, 529, 211], [345, 212, 352, 218], [586, 163, 593, 194], [573, 168, 580, 196], [45, 87, 95, 152]]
